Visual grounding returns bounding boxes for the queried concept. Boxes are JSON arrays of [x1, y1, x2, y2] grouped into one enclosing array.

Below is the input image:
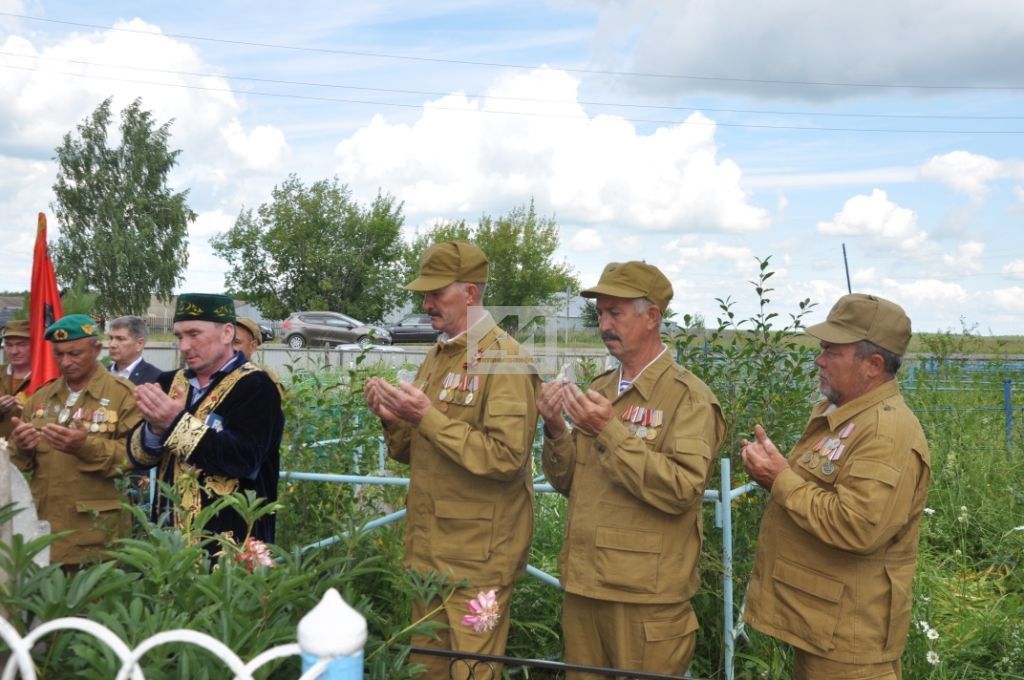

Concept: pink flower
[[235, 537, 275, 572], [461, 589, 500, 633]]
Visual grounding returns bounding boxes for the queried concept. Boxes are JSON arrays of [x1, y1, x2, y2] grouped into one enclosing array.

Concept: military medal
[[801, 452, 813, 464], [58, 389, 83, 425], [807, 454, 819, 469], [821, 461, 835, 475]]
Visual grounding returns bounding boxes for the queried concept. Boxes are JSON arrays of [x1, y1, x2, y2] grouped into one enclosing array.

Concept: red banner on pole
[[27, 212, 63, 395]]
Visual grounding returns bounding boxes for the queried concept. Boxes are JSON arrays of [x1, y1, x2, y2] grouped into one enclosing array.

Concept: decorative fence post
[[299, 588, 367, 679]]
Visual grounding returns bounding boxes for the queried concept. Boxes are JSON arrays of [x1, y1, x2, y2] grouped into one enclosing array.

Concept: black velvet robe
[[127, 351, 283, 544]]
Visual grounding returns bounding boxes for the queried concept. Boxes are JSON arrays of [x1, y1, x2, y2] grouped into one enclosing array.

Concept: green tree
[[212, 175, 406, 322], [405, 200, 578, 309], [51, 97, 194, 318]]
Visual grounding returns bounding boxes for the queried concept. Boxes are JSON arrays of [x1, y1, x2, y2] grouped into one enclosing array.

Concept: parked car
[[280, 311, 391, 349], [387, 313, 441, 343], [258, 324, 275, 343]]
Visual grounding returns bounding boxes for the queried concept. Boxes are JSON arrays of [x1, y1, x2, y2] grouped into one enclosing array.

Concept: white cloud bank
[[817, 189, 929, 253], [334, 68, 769, 233]]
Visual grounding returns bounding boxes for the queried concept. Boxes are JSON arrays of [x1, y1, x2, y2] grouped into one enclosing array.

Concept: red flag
[[27, 213, 63, 395]]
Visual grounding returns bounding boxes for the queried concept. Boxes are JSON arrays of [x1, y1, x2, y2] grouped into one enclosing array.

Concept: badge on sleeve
[[205, 413, 225, 433]]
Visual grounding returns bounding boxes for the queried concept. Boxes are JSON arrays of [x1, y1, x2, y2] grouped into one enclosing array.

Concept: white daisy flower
[[927, 650, 940, 665], [927, 628, 939, 640]]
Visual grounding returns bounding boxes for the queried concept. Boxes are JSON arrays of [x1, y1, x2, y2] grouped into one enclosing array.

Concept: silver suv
[[281, 311, 392, 349]]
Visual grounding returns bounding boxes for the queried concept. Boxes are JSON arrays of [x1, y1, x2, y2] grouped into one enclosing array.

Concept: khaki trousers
[[561, 592, 698, 679], [794, 650, 901, 680], [410, 584, 513, 680]]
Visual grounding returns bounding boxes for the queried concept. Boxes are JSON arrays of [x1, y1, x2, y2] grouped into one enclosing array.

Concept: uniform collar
[[435, 312, 498, 355], [614, 345, 672, 402], [75, 363, 112, 400], [815, 378, 902, 430]]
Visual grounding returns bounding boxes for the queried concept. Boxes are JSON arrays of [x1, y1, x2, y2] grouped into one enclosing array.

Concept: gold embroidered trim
[[161, 364, 258, 531], [166, 414, 209, 461], [204, 475, 239, 496]]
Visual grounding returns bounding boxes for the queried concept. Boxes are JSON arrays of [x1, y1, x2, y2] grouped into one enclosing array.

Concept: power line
[[3, 63, 1023, 135], [4, 50, 1023, 122], [5, 11, 1024, 92]]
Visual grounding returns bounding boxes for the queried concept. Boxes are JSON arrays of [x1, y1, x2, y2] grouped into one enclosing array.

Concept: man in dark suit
[[107, 316, 162, 385]]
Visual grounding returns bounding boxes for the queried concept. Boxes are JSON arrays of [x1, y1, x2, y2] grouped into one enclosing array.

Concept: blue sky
[[1, 1, 1023, 334]]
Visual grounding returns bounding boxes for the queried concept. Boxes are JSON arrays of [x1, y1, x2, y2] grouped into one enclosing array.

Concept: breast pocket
[[595, 526, 663, 594], [432, 499, 495, 562]]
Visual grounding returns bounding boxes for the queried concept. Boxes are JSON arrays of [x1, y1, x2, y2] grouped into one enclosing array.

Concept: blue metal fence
[[281, 451, 754, 680]]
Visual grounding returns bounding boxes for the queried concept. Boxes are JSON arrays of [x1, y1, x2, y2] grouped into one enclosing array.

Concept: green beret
[[45, 314, 98, 343], [174, 293, 236, 324]]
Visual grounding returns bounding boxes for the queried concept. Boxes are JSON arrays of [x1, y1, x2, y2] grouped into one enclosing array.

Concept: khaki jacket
[[744, 379, 930, 663], [0, 365, 30, 440], [383, 314, 540, 588], [543, 350, 725, 604], [11, 368, 141, 565]]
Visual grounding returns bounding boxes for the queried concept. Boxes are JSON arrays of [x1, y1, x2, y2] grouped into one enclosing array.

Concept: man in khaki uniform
[[538, 262, 725, 678], [233, 317, 263, 360], [364, 241, 540, 679], [741, 293, 931, 680], [1, 319, 32, 440], [9, 314, 141, 567]]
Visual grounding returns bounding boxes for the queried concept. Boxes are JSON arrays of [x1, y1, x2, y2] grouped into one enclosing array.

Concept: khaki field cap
[[236, 317, 263, 346], [405, 240, 489, 292], [580, 261, 673, 312], [807, 293, 912, 355], [2, 319, 30, 339]]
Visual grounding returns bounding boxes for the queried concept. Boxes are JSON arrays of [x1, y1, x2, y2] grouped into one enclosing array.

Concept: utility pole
[[842, 243, 852, 294]]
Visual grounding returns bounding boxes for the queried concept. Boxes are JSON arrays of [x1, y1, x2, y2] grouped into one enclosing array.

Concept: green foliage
[[673, 256, 819, 454], [51, 97, 194, 318], [212, 175, 406, 323], [404, 200, 579, 311], [580, 299, 598, 328]]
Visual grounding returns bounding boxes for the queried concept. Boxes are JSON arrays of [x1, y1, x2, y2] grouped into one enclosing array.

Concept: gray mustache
[[601, 331, 620, 342]]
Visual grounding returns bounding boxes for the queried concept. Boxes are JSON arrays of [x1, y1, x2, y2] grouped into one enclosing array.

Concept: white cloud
[[920, 151, 1002, 201], [567, 227, 604, 252], [663, 238, 757, 274], [851, 267, 877, 284], [220, 122, 289, 172], [777, 194, 788, 218], [881, 278, 969, 304], [941, 241, 985, 272], [989, 287, 1024, 314], [817, 189, 929, 253], [593, 1, 1024, 99], [1015, 186, 1024, 204], [1002, 259, 1024, 279], [191, 209, 237, 240], [334, 68, 769, 233]]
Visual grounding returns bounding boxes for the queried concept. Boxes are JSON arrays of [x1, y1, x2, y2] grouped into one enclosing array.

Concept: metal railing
[[282, 452, 755, 680]]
